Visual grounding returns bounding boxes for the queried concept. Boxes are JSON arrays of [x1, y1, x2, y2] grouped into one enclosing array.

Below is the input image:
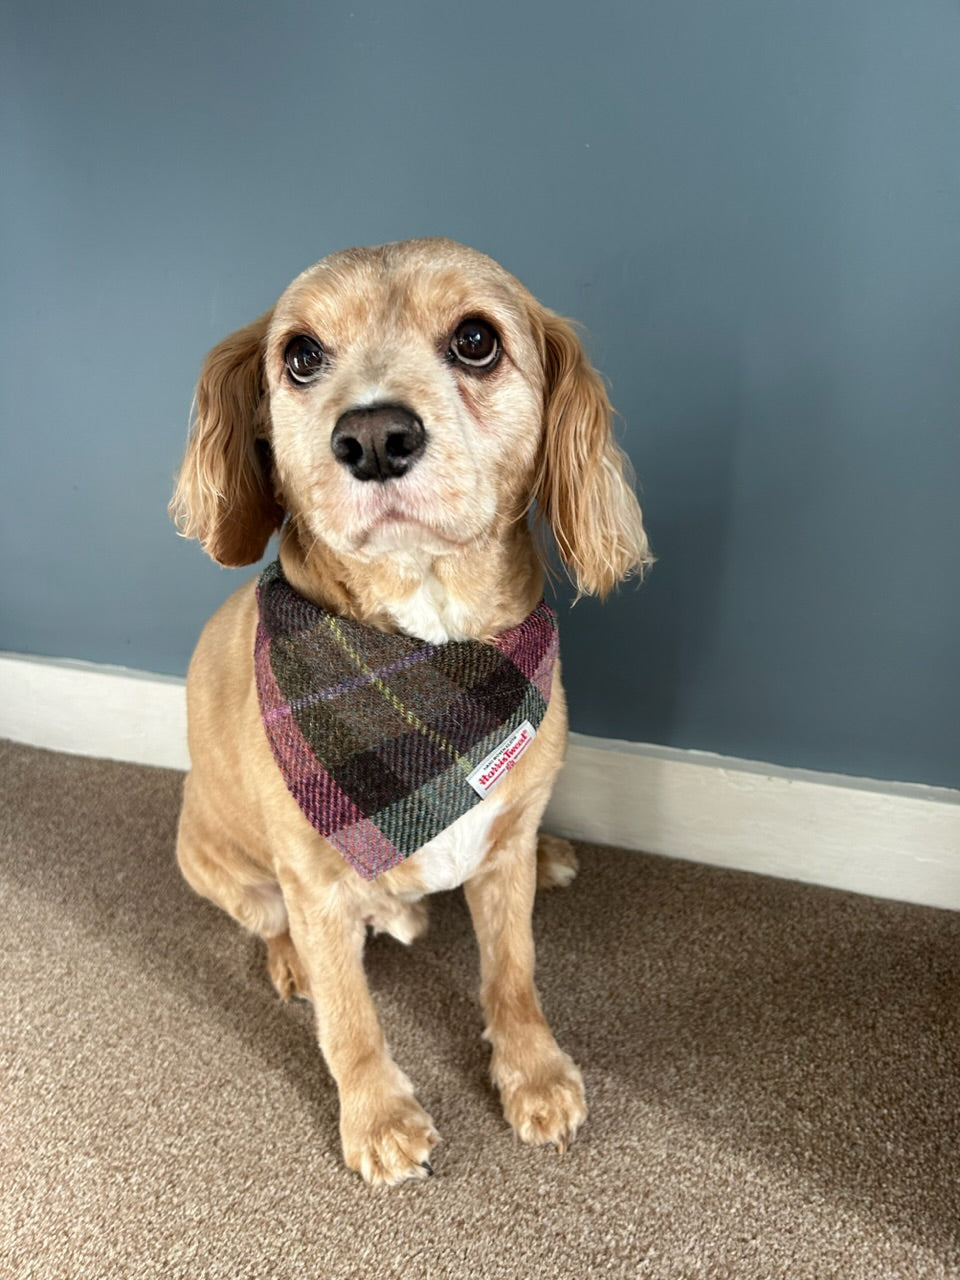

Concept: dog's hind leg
[[176, 775, 308, 999], [536, 833, 578, 889], [176, 799, 287, 935], [263, 930, 311, 1001]]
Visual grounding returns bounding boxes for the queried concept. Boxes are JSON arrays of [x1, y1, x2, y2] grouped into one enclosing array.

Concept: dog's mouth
[[312, 457, 492, 559], [358, 507, 469, 553]]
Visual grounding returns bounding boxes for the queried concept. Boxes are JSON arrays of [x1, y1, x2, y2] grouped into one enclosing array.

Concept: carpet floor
[[1, 737, 958, 1280]]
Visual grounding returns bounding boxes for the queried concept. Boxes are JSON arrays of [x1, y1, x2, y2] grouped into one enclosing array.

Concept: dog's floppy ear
[[169, 309, 283, 567], [532, 310, 653, 598]]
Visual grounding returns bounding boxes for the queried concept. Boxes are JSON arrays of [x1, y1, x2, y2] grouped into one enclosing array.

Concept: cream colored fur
[[170, 238, 651, 1184]]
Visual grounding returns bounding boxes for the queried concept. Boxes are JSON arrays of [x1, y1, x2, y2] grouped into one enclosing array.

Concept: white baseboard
[[0, 652, 189, 771], [546, 734, 959, 911], [2, 651, 957, 910]]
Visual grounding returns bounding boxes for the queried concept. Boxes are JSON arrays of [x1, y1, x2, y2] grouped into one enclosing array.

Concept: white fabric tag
[[466, 721, 537, 798]]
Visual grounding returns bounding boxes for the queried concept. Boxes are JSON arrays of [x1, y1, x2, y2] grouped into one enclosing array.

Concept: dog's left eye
[[450, 319, 501, 370], [284, 335, 327, 384]]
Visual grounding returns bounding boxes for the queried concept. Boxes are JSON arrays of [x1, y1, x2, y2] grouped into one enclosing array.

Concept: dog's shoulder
[[189, 579, 258, 670], [186, 578, 259, 735]]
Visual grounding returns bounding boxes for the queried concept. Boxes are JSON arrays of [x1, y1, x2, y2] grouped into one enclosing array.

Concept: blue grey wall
[[3, 1, 958, 788]]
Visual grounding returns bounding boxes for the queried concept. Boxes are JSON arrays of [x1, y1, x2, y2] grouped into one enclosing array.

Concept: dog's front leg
[[464, 820, 587, 1152], [279, 869, 439, 1185]]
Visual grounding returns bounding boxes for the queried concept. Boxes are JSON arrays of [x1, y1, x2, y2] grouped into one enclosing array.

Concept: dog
[[169, 238, 651, 1184]]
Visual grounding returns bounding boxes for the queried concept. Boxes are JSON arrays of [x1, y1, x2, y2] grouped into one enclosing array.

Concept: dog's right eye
[[284, 335, 327, 385]]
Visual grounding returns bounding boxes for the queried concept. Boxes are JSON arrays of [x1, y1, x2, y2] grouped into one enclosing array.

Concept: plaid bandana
[[255, 560, 558, 880]]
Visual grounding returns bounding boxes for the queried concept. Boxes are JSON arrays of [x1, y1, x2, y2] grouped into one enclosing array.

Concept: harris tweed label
[[254, 560, 558, 881], [465, 721, 537, 798]]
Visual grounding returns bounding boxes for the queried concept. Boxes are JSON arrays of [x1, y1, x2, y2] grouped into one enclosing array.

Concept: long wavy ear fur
[[532, 310, 653, 598], [169, 309, 283, 567]]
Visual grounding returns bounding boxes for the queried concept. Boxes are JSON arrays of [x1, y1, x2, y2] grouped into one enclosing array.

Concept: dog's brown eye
[[451, 318, 500, 370], [284, 334, 327, 384]]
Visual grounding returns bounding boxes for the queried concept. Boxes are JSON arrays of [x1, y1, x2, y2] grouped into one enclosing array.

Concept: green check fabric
[[254, 560, 558, 880]]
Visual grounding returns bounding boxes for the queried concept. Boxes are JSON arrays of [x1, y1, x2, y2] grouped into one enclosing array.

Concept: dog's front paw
[[341, 1092, 440, 1186], [495, 1050, 587, 1153]]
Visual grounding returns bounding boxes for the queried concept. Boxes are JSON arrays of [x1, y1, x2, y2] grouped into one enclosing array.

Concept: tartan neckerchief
[[254, 559, 558, 881]]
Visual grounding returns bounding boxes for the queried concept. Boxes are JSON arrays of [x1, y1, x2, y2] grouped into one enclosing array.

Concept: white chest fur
[[386, 570, 473, 644], [406, 792, 504, 893]]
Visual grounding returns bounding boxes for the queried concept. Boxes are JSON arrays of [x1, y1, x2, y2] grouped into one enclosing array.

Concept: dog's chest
[[383, 574, 503, 891], [386, 572, 473, 644], [405, 793, 504, 893]]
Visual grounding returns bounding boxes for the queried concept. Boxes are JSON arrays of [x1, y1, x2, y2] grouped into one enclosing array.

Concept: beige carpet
[[1, 738, 958, 1280]]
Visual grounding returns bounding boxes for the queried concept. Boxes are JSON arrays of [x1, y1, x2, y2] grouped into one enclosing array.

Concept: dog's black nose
[[331, 404, 427, 482]]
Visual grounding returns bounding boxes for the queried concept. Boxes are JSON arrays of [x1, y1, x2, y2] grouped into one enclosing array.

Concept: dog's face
[[172, 237, 651, 598], [266, 240, 544, 562]]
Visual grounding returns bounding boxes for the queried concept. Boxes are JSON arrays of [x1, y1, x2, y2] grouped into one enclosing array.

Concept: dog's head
[[171, 238, 651, 597]]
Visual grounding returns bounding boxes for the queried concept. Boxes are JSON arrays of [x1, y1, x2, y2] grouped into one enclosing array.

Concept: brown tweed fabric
[[255, 559, 558, 879]]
